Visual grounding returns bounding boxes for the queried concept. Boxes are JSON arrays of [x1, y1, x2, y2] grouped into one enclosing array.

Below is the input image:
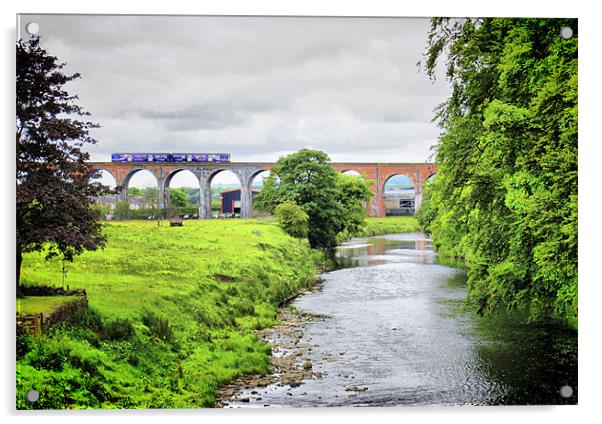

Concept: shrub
[[17, 327, 33, 360], [49, 308, 105, 347], [26, 338, 70, 371], [113, 201, 131, 220], [64, 307, 104, 331], [142, 312, 174, 343], [230, 298, 256, 316], [274, 202, 309, 239], [105, 319, 135, 341]]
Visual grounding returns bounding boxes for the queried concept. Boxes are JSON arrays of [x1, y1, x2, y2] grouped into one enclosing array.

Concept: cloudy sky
[[19, 14, 449, 186]]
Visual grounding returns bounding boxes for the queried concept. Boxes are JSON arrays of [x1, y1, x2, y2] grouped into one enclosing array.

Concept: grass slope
[[17, 219, 316, 409]]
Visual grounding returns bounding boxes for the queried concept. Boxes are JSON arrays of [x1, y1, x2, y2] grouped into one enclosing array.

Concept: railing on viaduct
[[89, 162, 437, 218]]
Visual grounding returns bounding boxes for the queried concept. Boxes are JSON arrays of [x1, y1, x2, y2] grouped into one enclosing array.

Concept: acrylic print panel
[[16, 14, 578, 409]]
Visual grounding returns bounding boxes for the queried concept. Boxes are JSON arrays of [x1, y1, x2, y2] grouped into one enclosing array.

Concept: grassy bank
[[360, 216, 420, 236], [336, 216, 420, 242], [17, 219, 316, 409]]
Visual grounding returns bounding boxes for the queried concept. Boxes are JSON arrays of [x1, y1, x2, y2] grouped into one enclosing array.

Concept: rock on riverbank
[[216, 307, 327, 406]]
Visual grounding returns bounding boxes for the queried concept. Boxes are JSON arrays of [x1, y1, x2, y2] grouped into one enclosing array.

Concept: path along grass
[[17, 216, 417, 409]]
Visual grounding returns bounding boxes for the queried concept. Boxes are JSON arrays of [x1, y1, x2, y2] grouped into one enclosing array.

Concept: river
[[225, 232, 577, 407]]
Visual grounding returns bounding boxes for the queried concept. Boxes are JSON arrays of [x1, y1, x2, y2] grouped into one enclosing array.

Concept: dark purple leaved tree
[[16, 36, 108, 296]]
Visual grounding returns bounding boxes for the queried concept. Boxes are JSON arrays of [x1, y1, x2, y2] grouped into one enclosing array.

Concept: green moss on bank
[[17, 219, 315, 409]]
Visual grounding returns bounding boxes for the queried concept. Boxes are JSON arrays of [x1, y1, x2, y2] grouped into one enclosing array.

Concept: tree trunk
[[16, 248, 23, 297]]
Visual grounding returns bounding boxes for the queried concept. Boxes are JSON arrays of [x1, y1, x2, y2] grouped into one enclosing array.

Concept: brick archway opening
[[209, 169, 242, 219], [90, 162, 437, 219], [381, 173, 416, 216], [164, 169, 200, 217], [91, 169, 118, 217]]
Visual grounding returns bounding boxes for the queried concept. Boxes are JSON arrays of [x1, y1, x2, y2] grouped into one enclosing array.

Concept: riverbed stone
[[345, 386, 368, 392], [215, 307, 325, 407]]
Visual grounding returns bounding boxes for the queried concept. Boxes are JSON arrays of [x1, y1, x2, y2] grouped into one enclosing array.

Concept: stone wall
[[17, 286, 88, 335]]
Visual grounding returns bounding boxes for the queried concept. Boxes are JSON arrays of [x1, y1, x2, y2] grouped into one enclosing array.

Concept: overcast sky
[[19, 14, 449, 186]]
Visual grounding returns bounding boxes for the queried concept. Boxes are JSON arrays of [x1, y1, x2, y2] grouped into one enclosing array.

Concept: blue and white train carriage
[[111, 153, 231, 163]]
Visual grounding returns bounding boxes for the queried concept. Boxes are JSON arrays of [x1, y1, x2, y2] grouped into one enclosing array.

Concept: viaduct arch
[[90, 162, 437, 219]]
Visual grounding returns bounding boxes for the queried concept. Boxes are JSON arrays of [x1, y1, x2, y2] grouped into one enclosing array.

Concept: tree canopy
[[418, 18, 577, 328], [274, 201, 309, 239], [336, 172, 374, 238], [128, 187, 144, 196], [16, 37, 107, 293], [169, 188, 190, 208], [255, 149, 373, 248], [143, 187, 160, 208]]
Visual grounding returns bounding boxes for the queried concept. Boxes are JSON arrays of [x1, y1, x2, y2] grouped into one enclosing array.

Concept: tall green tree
[[169, 188, 189, 208], [143, 187, 159, 208], [113, 200, 131, 220], [16, 37, 108, 295], [336, 173, 374, 236], [128, 187, 143, 196], [255, 149, 372, 249], [253, 174, 280, 213], [420, 18, 577, 328], [179, 186, 200, 205]]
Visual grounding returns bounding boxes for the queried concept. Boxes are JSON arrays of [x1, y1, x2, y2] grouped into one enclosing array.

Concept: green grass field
[[17, 219, 317, 409], [17, 216, 417, 409]]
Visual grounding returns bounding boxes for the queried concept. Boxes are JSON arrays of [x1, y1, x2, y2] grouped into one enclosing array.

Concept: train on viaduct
[[89, 157, 437, 219]]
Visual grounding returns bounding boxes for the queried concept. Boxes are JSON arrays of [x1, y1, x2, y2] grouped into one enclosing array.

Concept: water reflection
[[439, 273, 578, 405], [334, 234, 437, 268], [471, 309, 578, 405], [228, 232, 577, 407]]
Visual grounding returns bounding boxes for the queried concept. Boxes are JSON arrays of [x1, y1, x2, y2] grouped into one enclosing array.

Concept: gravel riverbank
[[216, 305, 327, 407]]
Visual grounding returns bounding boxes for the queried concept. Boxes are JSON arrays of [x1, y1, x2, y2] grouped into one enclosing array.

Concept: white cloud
[[21, 14, 450, 184]]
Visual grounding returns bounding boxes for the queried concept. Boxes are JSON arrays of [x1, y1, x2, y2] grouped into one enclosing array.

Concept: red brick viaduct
[[90, 162, 438, 218]]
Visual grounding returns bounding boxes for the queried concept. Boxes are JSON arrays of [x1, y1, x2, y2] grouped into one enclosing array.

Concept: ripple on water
[[226, 233, 577, 408]]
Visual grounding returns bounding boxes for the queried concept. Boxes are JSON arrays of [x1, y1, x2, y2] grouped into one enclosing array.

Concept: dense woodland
[[417, 18, 578, 329]]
